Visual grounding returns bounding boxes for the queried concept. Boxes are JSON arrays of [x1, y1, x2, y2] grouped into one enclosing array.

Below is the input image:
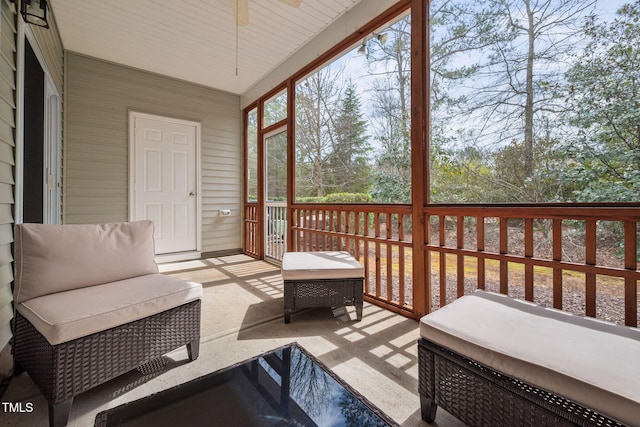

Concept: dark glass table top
[[95, 343, 397, 426]]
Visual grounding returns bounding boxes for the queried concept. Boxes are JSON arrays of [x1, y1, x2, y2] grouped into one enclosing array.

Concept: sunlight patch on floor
[[221, 261, 280, 277], [389, 329, 419, 349], [157, 259, 211, 272]]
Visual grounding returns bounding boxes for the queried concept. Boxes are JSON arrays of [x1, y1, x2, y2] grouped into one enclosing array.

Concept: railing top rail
[[425, 204, 640, 221], [426, 202, 640, 208], [292, 203, 412, 213]]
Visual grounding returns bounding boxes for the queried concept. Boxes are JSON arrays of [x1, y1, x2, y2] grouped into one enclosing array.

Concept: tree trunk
[[524, 0, 535, 179]]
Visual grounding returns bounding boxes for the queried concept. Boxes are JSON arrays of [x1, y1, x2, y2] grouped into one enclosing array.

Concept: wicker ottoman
[[418, 290, 636, 426], [281, 251, 364, 324]]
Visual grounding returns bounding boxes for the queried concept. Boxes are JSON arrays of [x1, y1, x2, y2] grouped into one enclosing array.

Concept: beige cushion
[[420, 290, 640, 426], [17, 273, 202, 345], [281, 251, 364, 281], [14, 221, 159, 303]]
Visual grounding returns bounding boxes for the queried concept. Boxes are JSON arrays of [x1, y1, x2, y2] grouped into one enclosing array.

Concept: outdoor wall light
[[357, 31, 387, 55], [374, 32, 388, 45], [21, 0, 49, 28]]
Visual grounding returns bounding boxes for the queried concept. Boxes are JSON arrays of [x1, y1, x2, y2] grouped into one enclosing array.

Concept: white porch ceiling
[[50, 0, 362, 95]]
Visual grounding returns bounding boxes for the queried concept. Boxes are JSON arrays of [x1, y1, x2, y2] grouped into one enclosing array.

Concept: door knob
[[189, 192, 195, 196]]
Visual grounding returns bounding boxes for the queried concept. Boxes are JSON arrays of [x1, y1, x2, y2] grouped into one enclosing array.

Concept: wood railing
[[244, 203, 259, 258], [423, 205, 640, 327], [244, 202, 640, 326], [266, 202, 287, 260], [290, 204, 414, 317]]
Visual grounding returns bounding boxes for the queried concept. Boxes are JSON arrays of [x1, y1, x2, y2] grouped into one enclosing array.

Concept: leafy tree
[[295, 67, 372, 199], [562, 0, 640, 202], [432, 0, 596, 202], [429, 0, 506, 112], [430, 135, 495, 203], [295, 67, 344, 198], [479, 0, 595, 181], [246, 109, 258, 201], [429, 0, 510, 203], [367, 17, 412, 203], [264, 91, 287, 127], [265, 131, 287, 201], [491, 135, 569, 202], [329, 82, 372, 194]]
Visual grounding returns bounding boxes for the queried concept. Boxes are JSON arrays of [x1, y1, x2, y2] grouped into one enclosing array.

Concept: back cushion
[[14, 221, 159, 303]]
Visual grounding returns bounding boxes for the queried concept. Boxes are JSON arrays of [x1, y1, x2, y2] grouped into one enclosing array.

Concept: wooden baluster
[[375, 211, 381, 298], [399, 213, 405, 308], [585, 220, 596, 318], [624, 221, 637, 327], [477, 216, 485, 290], [387, 212, 393, 303], [439, 215, 446, 306], [425, 213, 432, 312], [297, 208, 302, 251], [354, 211, 361, 260], [553, 219, 563, 310], [344, 211, 350, 253], [457, 215, 464, 298], [364, 212, 370, 295], [500, 218, 508, 295], [329, 209, 335, 251], [524, 218, 534, 302]]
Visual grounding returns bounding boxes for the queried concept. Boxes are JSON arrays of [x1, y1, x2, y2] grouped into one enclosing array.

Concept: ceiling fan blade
[[279, 0, 302, 7], [231, 0, 249, 26]]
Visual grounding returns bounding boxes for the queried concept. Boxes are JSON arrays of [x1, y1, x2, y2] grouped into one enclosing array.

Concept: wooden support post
[[411, 0, 429, 316]]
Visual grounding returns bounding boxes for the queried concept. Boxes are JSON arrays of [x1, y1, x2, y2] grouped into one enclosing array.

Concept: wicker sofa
[[11, 221, 202, 427], [418, 290, 640, 427]]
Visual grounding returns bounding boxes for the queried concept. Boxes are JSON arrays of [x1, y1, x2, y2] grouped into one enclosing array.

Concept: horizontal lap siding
[[65, 53, 242, 252], [30, 10, 64, 222], [0, 0, 14, 351]]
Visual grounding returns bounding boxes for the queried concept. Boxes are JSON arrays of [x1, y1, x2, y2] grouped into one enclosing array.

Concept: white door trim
[[44, 76, 61, 224], [128, 111, 202, 260], [16, 22, 62, 224]]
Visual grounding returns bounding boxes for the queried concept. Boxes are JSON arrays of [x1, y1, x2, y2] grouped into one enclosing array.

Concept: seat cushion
[[17, 274, 202, 345], [14, 221, 159, 303], [420, 290, 640, 426], [281, 251, 364, 281]]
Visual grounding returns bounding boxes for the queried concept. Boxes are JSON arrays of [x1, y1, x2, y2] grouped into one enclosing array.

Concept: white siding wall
[[0, 0, 15, 352], [0, 1, 64, 356], [0, 0, 16, 350], [65, 53, 242, 253], [29, 13, 63, 94]]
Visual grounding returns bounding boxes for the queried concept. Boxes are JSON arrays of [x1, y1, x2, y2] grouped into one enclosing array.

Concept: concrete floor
[[2, 255, 465, 426]]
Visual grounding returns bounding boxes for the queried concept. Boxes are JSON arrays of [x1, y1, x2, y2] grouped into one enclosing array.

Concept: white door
[[130, 113, 200, 255]]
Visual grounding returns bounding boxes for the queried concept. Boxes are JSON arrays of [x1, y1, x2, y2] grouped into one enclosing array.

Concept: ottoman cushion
[[282, 251, 364, 281], [420, 290, 640, 426]]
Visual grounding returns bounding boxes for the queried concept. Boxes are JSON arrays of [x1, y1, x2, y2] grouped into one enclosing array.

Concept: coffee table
[[94, 343, 397, 426]]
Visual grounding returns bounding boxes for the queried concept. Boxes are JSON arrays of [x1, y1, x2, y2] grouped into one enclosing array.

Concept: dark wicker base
[[283, 278, 363, 323], [12, 300, 201, 427], [418, 338, 626, 427]]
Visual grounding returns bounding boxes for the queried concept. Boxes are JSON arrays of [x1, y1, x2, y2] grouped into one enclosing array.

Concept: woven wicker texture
[[13, 300, 201, 405], [418, 338, 625, 427], [284, 278, 362, 308], [283, 278, 363, 323]]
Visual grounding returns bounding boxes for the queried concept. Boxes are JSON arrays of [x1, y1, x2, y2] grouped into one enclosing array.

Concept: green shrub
[[296, 196, 325, 203], [324, 193, 372, 203]]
